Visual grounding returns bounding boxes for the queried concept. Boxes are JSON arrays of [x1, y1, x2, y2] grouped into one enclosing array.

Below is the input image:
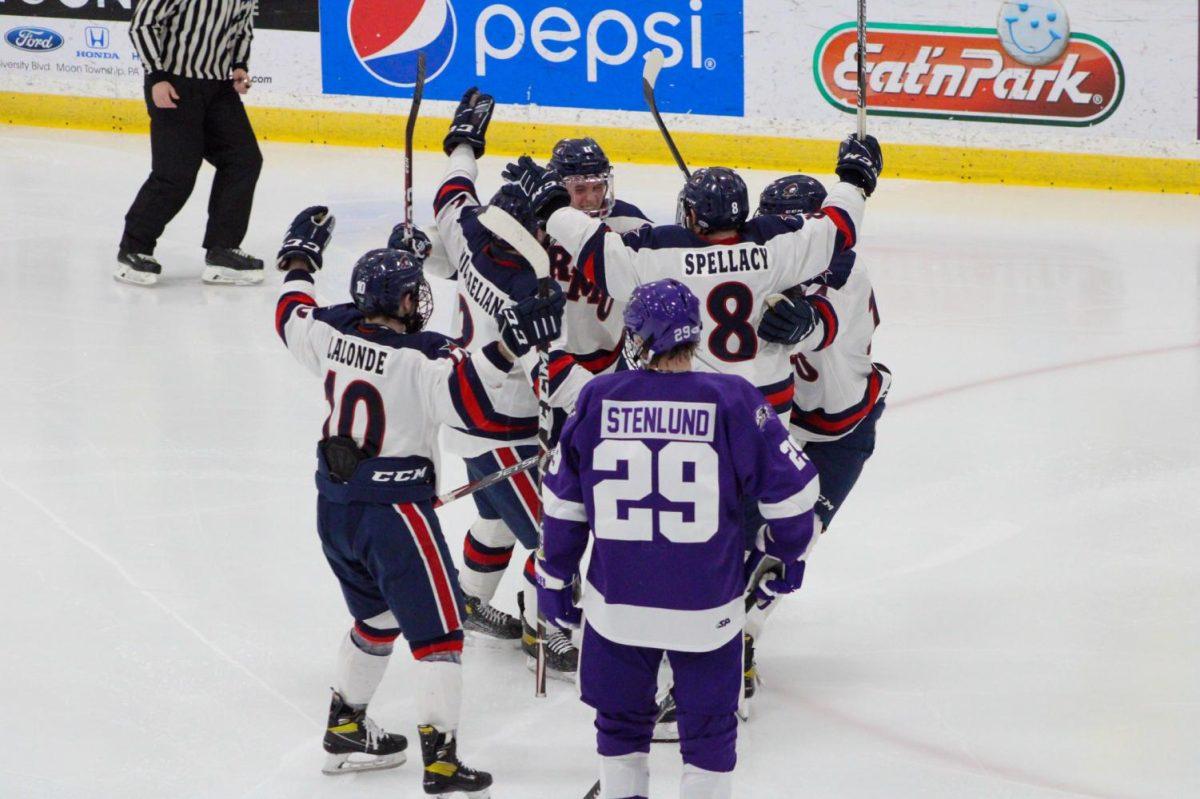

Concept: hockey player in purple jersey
[[536, 279, 820, 799], [274, 206, 563, 795]]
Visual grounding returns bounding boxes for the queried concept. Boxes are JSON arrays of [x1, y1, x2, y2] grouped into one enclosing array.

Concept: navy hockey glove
[[835, 134, 883, 197], [501, 155, 544, 199], [502, 156, 570, 221], [443, 87, 495, 157], [759, 293, 817, 346], [277, 206, 336, 271], [387, 224, 432, 262], [498, 281, 566, 358]]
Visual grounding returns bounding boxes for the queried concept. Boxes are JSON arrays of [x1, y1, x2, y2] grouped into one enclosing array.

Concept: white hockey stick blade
[[477, 206, 550, 280], [642, 48, 666, 90]]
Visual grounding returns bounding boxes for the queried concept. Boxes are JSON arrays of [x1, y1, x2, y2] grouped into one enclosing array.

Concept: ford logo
[[5, 27, 65, 53]]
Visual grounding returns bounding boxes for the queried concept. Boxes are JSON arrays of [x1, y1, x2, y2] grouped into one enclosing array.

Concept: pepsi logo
[[348, 0, 458, 87]]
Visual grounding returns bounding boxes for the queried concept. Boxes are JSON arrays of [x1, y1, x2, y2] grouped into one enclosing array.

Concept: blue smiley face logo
[[997, 1, 1071, 66]]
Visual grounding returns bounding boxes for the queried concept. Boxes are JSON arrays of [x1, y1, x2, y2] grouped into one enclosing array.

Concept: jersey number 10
[[592, 440, 719, 544]]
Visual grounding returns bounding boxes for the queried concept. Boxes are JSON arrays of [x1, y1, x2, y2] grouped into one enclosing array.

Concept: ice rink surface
[[1, 125, 1198, 799]]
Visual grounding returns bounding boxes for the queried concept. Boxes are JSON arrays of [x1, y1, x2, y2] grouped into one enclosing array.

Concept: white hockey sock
[[680, 763, 733, 799], [599, 752, 649, 799], [459, 518, 516, 602], [335, 630, 390, 708], [415, 658, 463, 730]]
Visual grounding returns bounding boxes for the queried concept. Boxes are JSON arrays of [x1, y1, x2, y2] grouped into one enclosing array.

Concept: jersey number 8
[[592, 440, 719, 544]]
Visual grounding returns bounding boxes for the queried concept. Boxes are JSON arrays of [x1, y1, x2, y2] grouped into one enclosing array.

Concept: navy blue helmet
[[350, 248, 432, 333], [676, 167, 750, 232], [548, 137, 611, 178], [549, 137, 615, 218], [488, 183, 539, 238], [623, 279, 702, 364], [756, 174, 828, 217]]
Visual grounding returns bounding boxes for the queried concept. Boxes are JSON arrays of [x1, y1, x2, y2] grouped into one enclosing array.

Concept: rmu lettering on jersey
[[601, 400, 716, 442], [327, 336, 390, 375], [682, 245, 770, 276]]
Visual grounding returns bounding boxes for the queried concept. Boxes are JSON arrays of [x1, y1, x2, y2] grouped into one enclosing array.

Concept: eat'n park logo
[[813, 22, 1124, 127]]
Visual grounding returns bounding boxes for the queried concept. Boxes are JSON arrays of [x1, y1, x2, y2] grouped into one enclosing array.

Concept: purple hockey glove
[[535, 563, 581, 631]]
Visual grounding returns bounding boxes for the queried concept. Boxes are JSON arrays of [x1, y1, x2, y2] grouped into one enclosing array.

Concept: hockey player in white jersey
[[430, 88, 580, 677], [739, 173, 892, 702], [500, 142, 652, 443], [507, 134, 882, 420], [273, 205, 563, 794]]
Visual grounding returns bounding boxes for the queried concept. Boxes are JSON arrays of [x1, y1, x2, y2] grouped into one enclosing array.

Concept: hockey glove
[[277, 206, 336, 271], [835, 134, 883, 197], [744, 549, 806, 607], [501, 155, 544, 200], [535, 566, 582, 631], [759, 293, 817, 346], [387, 224, 432, 262], [498, 281, 566, 358], [443, 87, 495, 158]]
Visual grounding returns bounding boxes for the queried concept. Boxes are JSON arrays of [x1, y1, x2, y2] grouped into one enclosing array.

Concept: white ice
[[1, 125, 1198, 799]]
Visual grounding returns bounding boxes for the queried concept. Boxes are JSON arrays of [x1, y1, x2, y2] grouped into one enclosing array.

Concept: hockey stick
[[745, 553, 784, 612], [582, 780, 601, 799], [404, 52, 427, 234], [432, 452, 541, 509], [856, 0, 868, 140], [642, 49, 691, 180], [475, 206, 552, 698]]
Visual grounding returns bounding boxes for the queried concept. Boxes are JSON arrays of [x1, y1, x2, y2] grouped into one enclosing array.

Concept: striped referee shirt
[[130, 0, 254, 84]]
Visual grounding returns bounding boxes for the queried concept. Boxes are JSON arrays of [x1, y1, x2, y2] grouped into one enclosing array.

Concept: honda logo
[[84, 27, 109, 50]]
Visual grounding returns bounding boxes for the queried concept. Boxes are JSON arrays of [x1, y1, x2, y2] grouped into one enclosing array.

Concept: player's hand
[[758, 293, 817, 346], [501, 155, 544, 199], [497, 281, 566, 357], [835, 134, 883, 196], [232, 68, 251, 95], [536, 581, 581, 631], [277, 205, 336, 271], [388, 224, 432, 262], [443, 87, 495, 157], [745, 549, 805, 606], [151, 80, 179, 108]]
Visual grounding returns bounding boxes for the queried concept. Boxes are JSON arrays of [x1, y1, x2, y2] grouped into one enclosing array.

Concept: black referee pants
[[121, 76, 262, 255]]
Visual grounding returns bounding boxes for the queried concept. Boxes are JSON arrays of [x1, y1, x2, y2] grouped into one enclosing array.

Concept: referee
[[116, 0, 264, 287]]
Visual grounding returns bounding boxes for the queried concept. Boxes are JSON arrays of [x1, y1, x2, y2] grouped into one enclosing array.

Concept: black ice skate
[[518, 591, 578, 681], [738, 633, 759, 721], [462, 595, 522, 644], [652, 691, 679, 743], [202, 247, 264, 285], [322, 690, 407, 775], [419, 724, 492, 797], [114, 249, 163, 287]]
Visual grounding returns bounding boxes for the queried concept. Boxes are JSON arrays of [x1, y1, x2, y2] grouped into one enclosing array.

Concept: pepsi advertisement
[[320, 0, 745, 116]]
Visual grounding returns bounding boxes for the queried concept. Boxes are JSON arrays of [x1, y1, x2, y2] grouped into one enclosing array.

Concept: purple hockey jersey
[[540, 369, 819, 652]]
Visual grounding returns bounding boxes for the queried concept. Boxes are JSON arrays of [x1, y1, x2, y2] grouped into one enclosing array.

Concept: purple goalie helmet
[[622, 279, 702, 362]]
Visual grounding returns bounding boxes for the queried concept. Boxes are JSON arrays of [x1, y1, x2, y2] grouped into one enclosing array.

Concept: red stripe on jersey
[[792, 368, 882, 436], [809, 295, 839, 351], [353, 623, 399, 645], [397, 503, 461, 631], [454, 361, 525, 434], [275, 291, 316, 339], [824, 207, 856, 250]]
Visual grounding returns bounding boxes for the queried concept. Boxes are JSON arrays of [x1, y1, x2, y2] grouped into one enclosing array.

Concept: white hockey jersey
[[545, 182, 866, 417], [788, 251, 891, 444], [274, 269, 528, 502], [434, 146, 541, 457], [533, 199, 652, 413]]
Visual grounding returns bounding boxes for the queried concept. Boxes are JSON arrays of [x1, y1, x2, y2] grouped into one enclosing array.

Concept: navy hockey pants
[[317, 496, 464, 654], [804, 398, 886, 529], [579, 624, 742, 773]]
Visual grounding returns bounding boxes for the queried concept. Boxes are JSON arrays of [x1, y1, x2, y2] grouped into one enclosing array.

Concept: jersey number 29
[[592, 440, 719, 544]]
